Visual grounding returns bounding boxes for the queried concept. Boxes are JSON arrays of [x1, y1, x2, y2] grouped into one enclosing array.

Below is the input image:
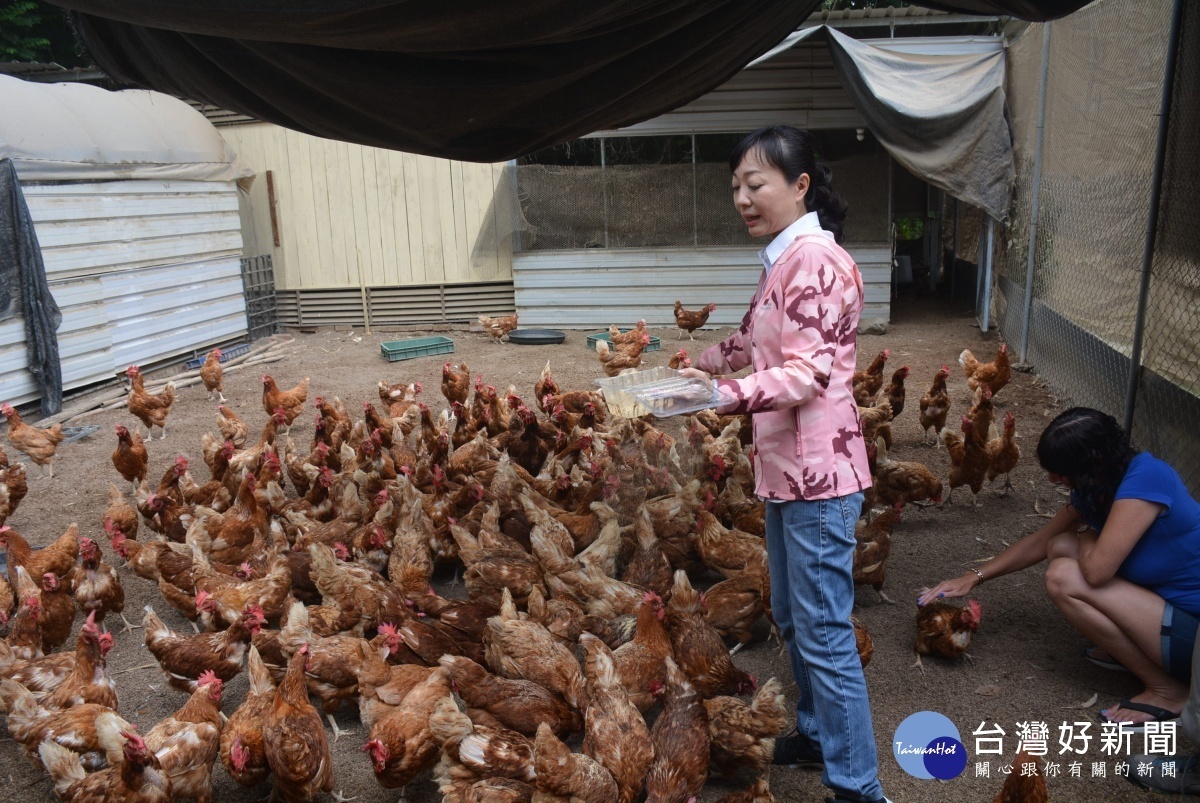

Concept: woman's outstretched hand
[[677, 367, 711, 380], [917, 573, 980, 606]]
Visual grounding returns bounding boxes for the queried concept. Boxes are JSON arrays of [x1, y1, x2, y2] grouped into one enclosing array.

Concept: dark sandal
[[1085, 645, 1128, 672], [1099, 697, 1181, 730]]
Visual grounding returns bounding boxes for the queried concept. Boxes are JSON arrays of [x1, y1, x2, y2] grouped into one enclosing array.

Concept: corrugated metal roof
[[181, 99, 260, 127], [0, 61, 105, 80], [812, 6, 949, 22]]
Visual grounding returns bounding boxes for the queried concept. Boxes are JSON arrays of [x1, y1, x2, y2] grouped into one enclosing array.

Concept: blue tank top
[[1073, 453, 1200, 615]]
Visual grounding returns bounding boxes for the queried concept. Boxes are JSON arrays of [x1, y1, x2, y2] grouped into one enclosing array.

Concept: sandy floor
[[0, 293, 1182, 802]]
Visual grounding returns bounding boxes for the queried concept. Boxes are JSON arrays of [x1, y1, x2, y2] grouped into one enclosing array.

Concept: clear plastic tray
[[594, 366, 678, 419], [627, 377, 717, 418], [595, 367, 715, 419]]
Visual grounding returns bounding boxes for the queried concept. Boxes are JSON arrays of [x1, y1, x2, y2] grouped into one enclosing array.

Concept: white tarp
[[0, 74, 251, 182], [752, 27, 1014, 222]]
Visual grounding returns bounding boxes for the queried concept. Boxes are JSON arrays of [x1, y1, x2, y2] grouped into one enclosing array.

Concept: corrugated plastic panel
[[0, 180, 246, 407], [513, 246, 891, 329]]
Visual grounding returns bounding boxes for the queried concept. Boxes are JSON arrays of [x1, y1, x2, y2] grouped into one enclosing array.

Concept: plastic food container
[[380, 336, 455, 362], [626, 376, 717, 418], [595, 366, 714, 419], [586, 330, 662, 353], [184, 342, 251, 370]]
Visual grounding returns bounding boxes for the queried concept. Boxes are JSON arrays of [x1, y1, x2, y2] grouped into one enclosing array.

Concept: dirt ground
[[0, 293, 1182, 802]]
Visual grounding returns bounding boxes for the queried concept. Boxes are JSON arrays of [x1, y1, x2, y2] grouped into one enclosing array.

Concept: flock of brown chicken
[[847, 343, 1023, 676], [0, 334, 1048, 802]]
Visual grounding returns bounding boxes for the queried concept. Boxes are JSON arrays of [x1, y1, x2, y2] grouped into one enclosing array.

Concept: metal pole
[[507, 159, 522, 253], [980, 216, 994, 332], [1019, 22, 1052, 364], [950, 198, 960, 299], [600, 137, 610, 249], [1123, 0, 1185, 434], [691, 134, 699, 247], [926, 184, 936, 293]]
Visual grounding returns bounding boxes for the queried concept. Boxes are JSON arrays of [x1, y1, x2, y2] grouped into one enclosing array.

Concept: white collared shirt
[[758, 211, 835, 275]]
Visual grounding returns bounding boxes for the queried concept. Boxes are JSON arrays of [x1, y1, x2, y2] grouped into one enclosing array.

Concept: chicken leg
[[120, 612, 142, 634], [326, 712, 354, 743]]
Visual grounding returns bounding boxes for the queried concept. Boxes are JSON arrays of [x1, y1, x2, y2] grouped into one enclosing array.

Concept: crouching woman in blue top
[[921, 407, 1200, 726]]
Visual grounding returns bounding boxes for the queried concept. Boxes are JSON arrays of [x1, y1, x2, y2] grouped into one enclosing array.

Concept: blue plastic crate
[[586, 329, 661, 353], [184, 342, 251, 371], [380, 335, 455, 362]]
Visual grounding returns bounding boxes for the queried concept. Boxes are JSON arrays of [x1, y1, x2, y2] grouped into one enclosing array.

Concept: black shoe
[[773, 730, 824, 769], [1125, 753, 1200, 794]]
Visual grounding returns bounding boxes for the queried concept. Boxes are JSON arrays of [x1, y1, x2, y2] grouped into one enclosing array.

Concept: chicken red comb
[[195, 589, 210, 604], [967, 598, 983, 622], [121, 730, 147, 751], [84, 609, 98, 627], [198, 669, 220, 688], [377, 622, 398, 637]]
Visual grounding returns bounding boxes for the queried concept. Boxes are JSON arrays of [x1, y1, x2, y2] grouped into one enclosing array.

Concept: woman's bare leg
[[1044, 556, 1189, 723]]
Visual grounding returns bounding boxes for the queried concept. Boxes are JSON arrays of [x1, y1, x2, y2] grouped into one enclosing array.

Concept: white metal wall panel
[[514, 246, 891, 330], [100, 259, 247, 370], [0, 179, 247, 407]]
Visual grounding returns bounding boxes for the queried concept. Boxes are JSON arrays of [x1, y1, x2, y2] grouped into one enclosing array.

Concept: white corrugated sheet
[[0, 179, 247, 406], [514, 245, 892, 330]]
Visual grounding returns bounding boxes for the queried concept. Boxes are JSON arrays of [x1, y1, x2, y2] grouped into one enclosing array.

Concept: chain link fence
[[995, 0, 1199, 491], [514, 135, 891, 252]]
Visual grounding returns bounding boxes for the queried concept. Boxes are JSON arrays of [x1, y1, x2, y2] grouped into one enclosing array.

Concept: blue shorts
[[1161, 602, 1199, 683]]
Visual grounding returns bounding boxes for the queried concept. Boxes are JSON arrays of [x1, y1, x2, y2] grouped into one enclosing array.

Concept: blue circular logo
[[892, 711, 968, 780]]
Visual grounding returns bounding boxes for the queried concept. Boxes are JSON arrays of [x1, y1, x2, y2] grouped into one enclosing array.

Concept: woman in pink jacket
[[685, 127, 887, 803]]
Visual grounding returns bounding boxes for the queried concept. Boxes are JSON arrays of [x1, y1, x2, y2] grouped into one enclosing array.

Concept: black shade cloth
[[0, 160, 63, 416], [48, 0, 1092, 162]]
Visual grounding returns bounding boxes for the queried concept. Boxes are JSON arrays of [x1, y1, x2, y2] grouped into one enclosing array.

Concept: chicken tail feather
[[39, 740, 86, 795]]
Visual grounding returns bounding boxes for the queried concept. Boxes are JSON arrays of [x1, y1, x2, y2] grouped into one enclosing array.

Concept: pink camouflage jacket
[[696, 233, 872, 501]]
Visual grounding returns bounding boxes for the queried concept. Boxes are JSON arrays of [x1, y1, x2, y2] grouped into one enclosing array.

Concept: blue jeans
[[766, 492, 883, 802]]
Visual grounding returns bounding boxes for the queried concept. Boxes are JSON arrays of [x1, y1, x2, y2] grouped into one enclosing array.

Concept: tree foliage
[[0, 1, 86, 65], [0, 1, 51, 61]]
